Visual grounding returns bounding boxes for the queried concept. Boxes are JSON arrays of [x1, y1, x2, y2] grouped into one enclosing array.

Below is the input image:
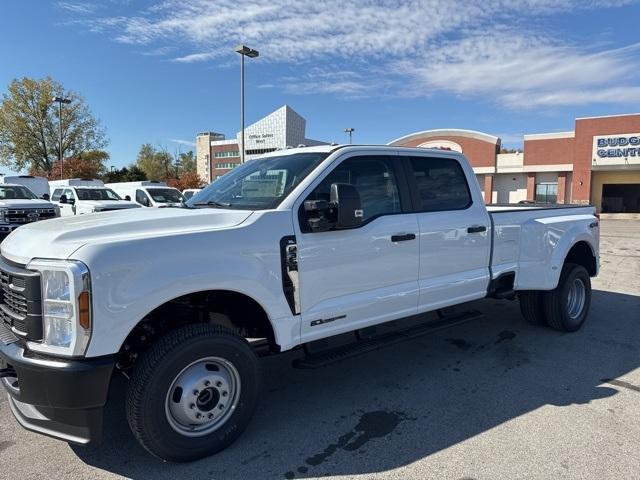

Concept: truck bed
[[487, 204, 598, 291]]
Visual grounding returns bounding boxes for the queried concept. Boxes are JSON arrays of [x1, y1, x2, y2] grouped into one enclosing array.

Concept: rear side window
[[136, 189, 150, 205], [51, 189, 63, 201], [408, 157, 472, 212]]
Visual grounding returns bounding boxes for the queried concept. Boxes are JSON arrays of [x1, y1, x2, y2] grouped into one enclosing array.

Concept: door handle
[[391, 233, 416, 242], [467, 225, 487, 234]]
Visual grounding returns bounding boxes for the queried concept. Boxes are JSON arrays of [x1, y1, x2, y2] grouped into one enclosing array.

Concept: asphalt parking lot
[[1, 219, 639, 480]]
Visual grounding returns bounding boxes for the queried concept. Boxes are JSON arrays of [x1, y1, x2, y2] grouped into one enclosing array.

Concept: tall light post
[[52, 96, 71, 178], [344, 127, 355, 144], [234, 45, 259, 163]]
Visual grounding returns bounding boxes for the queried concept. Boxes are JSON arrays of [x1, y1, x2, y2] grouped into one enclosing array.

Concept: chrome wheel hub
[[165, 357, 241, 437], [566, 278, 586, 320]]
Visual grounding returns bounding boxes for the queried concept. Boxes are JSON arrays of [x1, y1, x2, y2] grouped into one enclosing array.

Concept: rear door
[[295, 153, 420, 343], [403, 154, 491, 312]]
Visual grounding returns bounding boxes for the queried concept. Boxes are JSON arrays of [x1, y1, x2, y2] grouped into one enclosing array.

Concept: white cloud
[[60, 0, 640, 108], [169, 138, 196, 147], [57, 1, 97, 14]]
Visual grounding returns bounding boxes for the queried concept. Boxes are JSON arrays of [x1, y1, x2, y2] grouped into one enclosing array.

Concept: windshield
[[187, 152, 329, 210], [0, 185, 37, 200], [147, 188, 184, 203], [76, 188, 122, 201], [183, 190, 198, 200]]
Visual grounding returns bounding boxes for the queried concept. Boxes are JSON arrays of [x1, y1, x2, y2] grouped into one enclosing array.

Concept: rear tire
[[544, 263, 591, 332], [519, 291, 548, 326], [126, 324, 261, 462]]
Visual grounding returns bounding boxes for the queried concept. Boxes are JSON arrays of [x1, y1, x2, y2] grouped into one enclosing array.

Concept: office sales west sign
[[592, 133, 640, 165]]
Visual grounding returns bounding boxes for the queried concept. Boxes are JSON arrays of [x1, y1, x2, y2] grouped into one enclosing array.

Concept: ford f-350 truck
[[0, 145, 599, 462]]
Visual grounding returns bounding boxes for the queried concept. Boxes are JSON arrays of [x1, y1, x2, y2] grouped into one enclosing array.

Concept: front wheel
[[544, 263, 592, 332], [125, 324, 261, 462]]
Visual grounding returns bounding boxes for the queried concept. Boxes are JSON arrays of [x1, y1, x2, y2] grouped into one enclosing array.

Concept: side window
[[51, 189, 63, 202], [306, 156, 401, 223], [136, 189, 150, 205], [408, 157, 472, 212], [64, 189, 76, 201]]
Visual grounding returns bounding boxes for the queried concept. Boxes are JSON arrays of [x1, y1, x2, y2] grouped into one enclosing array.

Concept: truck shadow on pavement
[[72, 289, 640, 479]]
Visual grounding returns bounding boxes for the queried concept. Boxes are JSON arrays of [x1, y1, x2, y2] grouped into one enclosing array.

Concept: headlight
[[26, 259, 91, 357], [92, 207, 102, 213]]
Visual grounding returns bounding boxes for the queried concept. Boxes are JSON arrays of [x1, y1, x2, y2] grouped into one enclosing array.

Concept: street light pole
[[52, 96, 71, 178], [234, 45, 259, 164], [344, 127, 355, 144]]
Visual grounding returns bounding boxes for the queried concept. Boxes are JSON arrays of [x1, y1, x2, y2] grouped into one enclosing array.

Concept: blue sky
[[1, 0, 640, 174]]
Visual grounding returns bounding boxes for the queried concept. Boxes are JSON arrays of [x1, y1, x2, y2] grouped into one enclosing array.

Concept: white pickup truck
[[0, 145, 599, 462]]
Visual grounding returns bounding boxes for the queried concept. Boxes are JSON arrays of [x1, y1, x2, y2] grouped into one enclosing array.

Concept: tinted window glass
[[0, 185, 37, 199], [408, 157, 471, 211], [307, 156, 401, 222], [136, 189, 150, 205], [51, 189, 63, 202]]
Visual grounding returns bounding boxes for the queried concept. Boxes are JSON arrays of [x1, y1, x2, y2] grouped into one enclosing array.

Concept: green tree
[[102, 165, 147, 183], [178, 150, 196, 173], [136, 143, 172, 181], [0, 76, 107, 174]]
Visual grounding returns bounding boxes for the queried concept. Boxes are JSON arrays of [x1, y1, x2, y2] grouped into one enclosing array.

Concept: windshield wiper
[[192, 200, 232, 208]]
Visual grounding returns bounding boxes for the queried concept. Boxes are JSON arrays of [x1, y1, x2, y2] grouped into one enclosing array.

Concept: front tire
[[544, 263, 592, 332], [125, 324, 261, 462]]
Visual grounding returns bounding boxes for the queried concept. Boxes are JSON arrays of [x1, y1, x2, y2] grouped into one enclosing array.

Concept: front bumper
[[0, 333, 115, 444]]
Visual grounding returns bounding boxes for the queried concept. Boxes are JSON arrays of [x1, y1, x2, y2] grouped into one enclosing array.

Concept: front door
[[295, 154, 420, 343]]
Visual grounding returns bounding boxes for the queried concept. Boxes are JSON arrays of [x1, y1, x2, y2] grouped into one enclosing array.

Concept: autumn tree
[[102, 165, 147, 183], [0, 77, 107, 174], [166, 171, 205, 190], [34, 150, 109, 180], [177, 150, 196, 173]]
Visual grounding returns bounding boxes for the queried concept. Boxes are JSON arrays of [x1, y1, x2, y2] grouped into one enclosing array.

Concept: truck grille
[[5, 208, 57, 224], [0, 257, 42, 340]]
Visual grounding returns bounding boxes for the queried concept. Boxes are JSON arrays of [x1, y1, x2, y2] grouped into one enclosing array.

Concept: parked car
[[0, 175, 50, 199], [0, 145, 599, 462], [182, 188, 202, 200], [106, 181, 185, 207], [49, 179, 141, 216], [0, 183, 59, 241]]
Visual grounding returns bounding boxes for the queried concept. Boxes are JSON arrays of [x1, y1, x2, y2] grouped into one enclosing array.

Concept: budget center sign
[[593, 133, 640, 165]]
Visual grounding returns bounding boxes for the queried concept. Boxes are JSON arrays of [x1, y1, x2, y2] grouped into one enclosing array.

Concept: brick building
[[388, 113, 640, 213]]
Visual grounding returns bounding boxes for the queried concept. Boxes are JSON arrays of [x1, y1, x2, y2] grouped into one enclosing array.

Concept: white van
[[50, 179, 141, 216], [106, 181, 185, 207], [0, 175, 50, 199], [182, 188, 202, 200]]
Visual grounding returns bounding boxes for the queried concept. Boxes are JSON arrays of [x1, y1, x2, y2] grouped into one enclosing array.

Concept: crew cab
[[49, 179, 141, 216], [0, 183, 59, 241], [0, 145, 599, 462]]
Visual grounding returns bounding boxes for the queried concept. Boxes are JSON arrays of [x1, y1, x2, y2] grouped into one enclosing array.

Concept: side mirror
[[41, 193, 50, 200], [124, 195, 131, 201], [59, 194, 68, 204], [330, 183, 362, 229]]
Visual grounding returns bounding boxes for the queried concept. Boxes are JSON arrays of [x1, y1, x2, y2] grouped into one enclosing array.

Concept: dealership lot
[[1, 219, 639, 480]]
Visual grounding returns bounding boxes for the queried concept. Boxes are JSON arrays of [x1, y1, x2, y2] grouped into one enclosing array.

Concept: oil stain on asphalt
[[284, 410, 409, 479]]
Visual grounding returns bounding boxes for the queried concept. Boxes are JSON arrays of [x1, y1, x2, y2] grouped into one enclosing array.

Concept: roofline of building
[[387, 129, 500, 146], [576, 112, 640, 121], [523, 131, 575, 141], [210, 139, 239, 146]]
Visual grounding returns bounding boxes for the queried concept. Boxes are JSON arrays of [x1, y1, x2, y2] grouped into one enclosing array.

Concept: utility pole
[[234, 45, 259, 163], [52, 96, 71, 178], [344, 127, 355, 144]]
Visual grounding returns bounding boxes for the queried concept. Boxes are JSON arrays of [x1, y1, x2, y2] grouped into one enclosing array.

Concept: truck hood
[[1, 207, 254, 265], [0, 200, 55, 209]]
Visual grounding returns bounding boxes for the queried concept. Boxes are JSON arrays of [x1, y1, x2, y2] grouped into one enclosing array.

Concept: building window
[[535, 183, 558, 204], [215, 162, 239, 170], [214, 151, 239, 158]]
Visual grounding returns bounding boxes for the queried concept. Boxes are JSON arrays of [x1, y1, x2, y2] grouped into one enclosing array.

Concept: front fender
[[74, 212, 297, 357]]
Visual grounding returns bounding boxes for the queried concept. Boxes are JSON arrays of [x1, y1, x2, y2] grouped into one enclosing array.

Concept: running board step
[[292, 310, 484, 369]]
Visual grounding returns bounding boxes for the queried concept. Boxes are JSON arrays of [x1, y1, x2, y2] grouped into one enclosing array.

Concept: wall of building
[[573, 114, 640, 204], [397, 134, 498, 168]]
